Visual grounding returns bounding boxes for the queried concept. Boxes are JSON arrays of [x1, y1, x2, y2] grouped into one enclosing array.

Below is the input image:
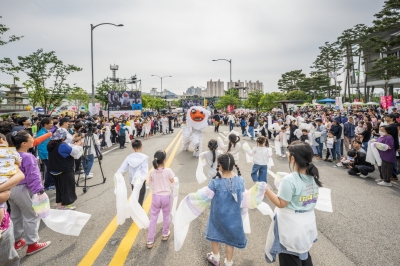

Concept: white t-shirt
[[248, 146, 272, 165]]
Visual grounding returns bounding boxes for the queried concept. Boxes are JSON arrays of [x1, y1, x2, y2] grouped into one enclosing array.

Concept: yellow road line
[[78, 131, 182, 266], [108, 134, 183, 266]]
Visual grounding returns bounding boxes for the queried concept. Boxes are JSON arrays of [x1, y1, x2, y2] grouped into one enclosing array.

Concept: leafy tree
[[297, 74, 330, 96], [259, 92, 285, 111], [149, 97, 167, 111], [311, 42, 344, 98], [1, 49, 82, 113], [0, 16, 23, 46], [226, 88, 240, 98], [370, 0, 400, 50], [277, 70, 306, 92], [366, 55, 400, 95], [141, 94, 152, 109], [171, 99, 182, 107], [95, 79, 119, 109], [285, 90, 309, 101], [214, 94, 240, 110], [67, 87, 90, 108], [243, 90, 264, 116]]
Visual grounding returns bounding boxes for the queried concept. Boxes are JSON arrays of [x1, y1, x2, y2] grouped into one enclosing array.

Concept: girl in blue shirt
[[264, 141, 322, 266]]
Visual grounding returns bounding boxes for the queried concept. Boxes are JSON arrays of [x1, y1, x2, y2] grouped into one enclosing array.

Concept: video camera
[[82, 116, 97, 133]]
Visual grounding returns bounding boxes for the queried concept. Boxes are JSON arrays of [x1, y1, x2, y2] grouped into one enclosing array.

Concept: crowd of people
[[0, 110, 187, 265], [219, 106, 400, 188], [1, 105, 397, 265]]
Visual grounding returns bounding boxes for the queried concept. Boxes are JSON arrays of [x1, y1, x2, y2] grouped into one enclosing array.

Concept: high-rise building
[[227, 80, 263, 98], [184, 86, 203, 96], [205, 79, 225, 97]]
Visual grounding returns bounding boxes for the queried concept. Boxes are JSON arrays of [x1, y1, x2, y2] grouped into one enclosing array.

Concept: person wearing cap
[[47, 129, 83, 210], [314, 118, 327, 159]]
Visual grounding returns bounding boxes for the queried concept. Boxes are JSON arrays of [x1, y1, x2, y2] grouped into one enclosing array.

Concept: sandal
[[146, 242, 154, 249], [162, 230, 170, 241]]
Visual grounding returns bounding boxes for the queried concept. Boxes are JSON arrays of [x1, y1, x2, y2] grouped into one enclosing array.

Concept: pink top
[[0, 209, 10, 231], [149, 168, 175, 196]]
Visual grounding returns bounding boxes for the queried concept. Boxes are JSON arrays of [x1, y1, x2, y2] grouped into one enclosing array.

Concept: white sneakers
[[377, 181, 392, 187], [359, 174, 368, 178]]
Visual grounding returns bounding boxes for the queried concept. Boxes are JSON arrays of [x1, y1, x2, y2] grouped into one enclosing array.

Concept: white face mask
[[379, 131, 386, 136]]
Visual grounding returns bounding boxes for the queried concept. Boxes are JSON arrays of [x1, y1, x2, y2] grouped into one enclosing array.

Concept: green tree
[[171, 99, 182, 107], [311, 41, 344, 98], [259, 92, 285, 111], [277, 70, 306, 92], [149, 97, 167, 111], [285, 90, 309, 101], [67, 87, 90, 108], [214, 95, 240, 110], [297, 74, 330, 97], [95, 79, 119, 109], [1, 49, 82, 113], [243, 90, 264, 117], [141, 94, 152, 109], [0, 16, 23, 46]]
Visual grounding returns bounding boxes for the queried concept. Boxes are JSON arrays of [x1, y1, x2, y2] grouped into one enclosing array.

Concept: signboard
[[108, 110, 142, 118], [108, 91, 142, 111], [227, 105, 235, 113]]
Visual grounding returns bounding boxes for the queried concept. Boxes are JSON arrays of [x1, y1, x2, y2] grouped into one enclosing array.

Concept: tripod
[[75, 128, 106, 193]]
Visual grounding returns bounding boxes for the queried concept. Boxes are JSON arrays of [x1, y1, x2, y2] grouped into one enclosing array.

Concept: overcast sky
[[1, 0, 386, 95]]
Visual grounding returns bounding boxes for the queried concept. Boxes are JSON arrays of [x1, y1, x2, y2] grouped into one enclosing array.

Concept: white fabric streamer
[[114, 172, 128, 225], [41, 209, 91, 236], [196, 153, 208, 184], [315, 187, 333, 212]]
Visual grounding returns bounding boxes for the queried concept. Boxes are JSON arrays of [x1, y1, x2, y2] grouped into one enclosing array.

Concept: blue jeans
[[315, 137, 323, 157], [333, 139, 341, 160], [248, 126, 254, 139], [229, 121, 234, 131], [42, 159, 54, 188], [362, 142, 368, 152], [83, 154, 94, 175], [251, 164, 268, 182]]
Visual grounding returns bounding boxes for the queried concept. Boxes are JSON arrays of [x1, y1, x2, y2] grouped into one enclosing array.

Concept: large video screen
[[108, 91, 142, 111]]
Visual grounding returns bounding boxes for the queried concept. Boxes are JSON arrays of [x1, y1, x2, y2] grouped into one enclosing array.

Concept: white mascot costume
[[182, 106, 211, 157]]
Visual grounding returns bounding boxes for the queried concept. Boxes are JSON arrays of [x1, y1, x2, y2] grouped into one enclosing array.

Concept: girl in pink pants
[[147, 150, 175, 249]]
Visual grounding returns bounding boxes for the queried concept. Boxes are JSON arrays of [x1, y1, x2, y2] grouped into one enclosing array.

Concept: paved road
[[18, 125, 400, 266]]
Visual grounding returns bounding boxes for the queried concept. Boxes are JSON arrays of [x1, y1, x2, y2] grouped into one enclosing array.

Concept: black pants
[[52, 171, 77, 205], [348, 165, 375, 176], [119, 135, 126, 148], [241, 126, 247, 135], [278, 252, 313, 266], [214, 123, 220, 132], [111, 131, 117, 143], [75, 157, 82, 172], [131, 181, 146, 206], [379, 160, 394, 183]]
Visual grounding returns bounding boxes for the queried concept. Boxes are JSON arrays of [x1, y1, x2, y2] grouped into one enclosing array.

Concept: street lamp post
[[212, 59, 232, 94], [151, 75, 172, 96], [91, 23, 123, 107]]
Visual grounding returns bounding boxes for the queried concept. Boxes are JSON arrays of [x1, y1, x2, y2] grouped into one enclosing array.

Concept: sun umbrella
[[343, 102, 351, 105], [317, 98, 336, 103], [351, 102, 365, 105], [365, 102, 380, 105]]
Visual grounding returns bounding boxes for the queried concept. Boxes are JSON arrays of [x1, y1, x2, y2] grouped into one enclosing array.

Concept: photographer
[[81, 124, 100, 179], [73, 122, 85, 175], [347, 149, 375, 178]]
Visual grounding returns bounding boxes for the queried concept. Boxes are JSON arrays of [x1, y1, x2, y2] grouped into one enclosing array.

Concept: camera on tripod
[[82, 117, 97, 133]]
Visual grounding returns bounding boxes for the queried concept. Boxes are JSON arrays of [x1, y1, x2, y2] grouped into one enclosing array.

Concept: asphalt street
[[17, 125, 400, 266]]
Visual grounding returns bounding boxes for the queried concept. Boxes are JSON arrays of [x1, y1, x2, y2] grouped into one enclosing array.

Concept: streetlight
[[337, 81, 342, 97], [91, 23, 123, 107], [212, 59, 232, 94], [151, 75, 172, 95]]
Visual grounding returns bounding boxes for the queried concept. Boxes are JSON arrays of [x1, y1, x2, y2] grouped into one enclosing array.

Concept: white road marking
[[101, 146, 120, 155]]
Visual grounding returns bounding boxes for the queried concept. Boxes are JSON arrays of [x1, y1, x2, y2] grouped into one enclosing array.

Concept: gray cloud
[[0, 0, 386, 94]]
